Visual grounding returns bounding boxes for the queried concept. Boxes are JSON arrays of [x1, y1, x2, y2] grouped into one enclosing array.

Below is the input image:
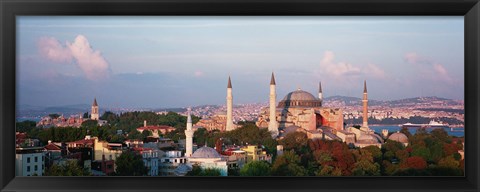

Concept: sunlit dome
[[278, 88, 322, 108], [357, 134, 383, 144], [191, 146, 222, 158], [388, 132, 409, 143]]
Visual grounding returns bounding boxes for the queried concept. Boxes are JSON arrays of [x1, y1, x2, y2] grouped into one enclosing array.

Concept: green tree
[[186, 165, 222, 176], [271, 150, 307, 176], [81, 120, 98, 128], [115, 151, 148, 176], [352, 159, 381, 176], [239, 161, 271, 176], [16, 120, 37, 132], [45, 160, 91, 176], [279, 132, 308, 153]]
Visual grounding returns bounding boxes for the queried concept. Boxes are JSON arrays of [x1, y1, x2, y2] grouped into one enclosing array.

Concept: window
[[34, 165, 38, 171], [34, 157, 38, 162], [27, 157, 30, 163], [27, 166, 30, 172]]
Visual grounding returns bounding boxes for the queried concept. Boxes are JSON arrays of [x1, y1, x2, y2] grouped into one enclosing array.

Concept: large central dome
[[278, 89, 322, 108]]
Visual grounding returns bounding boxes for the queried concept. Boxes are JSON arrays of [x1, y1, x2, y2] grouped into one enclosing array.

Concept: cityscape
[[16, 16, 464, 176]]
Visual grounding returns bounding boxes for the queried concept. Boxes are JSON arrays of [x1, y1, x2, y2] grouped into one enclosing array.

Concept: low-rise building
[[240, 145, 272, 163], [159, 150, 188, 176], [15, 147, 45, 176]]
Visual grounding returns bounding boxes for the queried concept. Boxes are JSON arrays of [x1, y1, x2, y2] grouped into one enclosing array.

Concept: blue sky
[[17, 16, 464, 108]]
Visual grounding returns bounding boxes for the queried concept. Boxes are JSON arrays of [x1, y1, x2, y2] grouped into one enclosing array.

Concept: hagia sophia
[[194, 73, 409, 148]]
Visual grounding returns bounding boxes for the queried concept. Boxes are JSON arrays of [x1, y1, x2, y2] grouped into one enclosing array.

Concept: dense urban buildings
[[15, 76, 465, 177]]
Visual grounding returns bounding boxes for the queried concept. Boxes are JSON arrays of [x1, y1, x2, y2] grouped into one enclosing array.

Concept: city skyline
[[17, 16, 464, 108]]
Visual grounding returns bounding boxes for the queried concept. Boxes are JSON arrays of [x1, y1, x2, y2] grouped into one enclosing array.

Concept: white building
[[15, 147, 45, 176], [159, 150, 188, 176], [187, 146, 228, 176]]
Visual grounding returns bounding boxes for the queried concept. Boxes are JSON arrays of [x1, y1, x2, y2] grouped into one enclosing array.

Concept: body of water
[[370, 125, 464, 137]]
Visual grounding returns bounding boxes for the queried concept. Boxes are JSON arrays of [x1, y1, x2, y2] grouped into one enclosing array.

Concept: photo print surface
[[16, 16, 464, 177]]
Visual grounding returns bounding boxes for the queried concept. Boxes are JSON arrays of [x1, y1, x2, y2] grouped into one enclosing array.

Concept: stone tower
[[91, 98, 99, 120], [226, 76, 234, 131], [185, 108, 194, 157], [362, 80, 369, 128], [268, 72, 279, 138]]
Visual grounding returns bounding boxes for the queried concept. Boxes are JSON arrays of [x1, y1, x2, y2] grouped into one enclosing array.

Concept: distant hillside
[[324, 96, 462, 107]]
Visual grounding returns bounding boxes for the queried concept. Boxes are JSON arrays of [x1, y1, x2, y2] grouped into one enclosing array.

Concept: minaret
[[362, 80, 368, 128], [184, 108, 194, 157], [318, 81, 323, 104], [91, 98, 99, 120], [226, 76, 234, 131], [268, 72, 279, 138]]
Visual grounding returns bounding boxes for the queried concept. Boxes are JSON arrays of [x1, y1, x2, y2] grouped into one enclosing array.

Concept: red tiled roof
[[44, 143, 62, 151], [68, 139, 94, 145]]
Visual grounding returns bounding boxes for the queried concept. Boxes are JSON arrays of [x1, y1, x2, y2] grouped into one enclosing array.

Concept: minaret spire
[[226, 76, 234, 131], [364, 80, 367, 93], [268, 72, 279, 138], [318, 81, 323, 104], [185, 107, 194, 157], [270, 72, 276, 85], [227, 76, 232, 88], [362, 80, 369, 129]]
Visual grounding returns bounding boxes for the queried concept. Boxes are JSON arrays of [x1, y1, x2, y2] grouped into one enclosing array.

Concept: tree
[[438, 156, 460, 169], [100, 111, 119, 122], [45, 160, 91, 176], [186, 165, 222, 176], [239, 161, 271, 176], [271, 150, 307, 176], [279, 132, 308, 153], [16, 120, 37, 132], [81, 120, 98, 128], [115, 150, 148, 176], [400, 156, 427, 170], [352, 159, 381, 176]]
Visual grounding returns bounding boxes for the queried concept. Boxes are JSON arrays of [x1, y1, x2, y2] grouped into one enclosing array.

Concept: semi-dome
[[191, 146, 222, 158], [278, 88, 322, 108], [357, 133, 382, 144], [388, 132, 409, 143]]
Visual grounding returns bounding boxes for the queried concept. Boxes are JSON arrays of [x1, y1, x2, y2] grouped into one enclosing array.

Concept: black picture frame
[[1, 0, 479, 192]]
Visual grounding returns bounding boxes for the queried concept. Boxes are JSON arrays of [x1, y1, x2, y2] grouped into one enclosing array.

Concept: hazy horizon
[[17, 16, 464, 108]]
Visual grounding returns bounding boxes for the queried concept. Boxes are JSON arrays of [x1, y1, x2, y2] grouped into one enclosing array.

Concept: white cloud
[[318, 51, 385, 80], [320, 51, 362, 77], [38, 37, 72, 63], [364, 63, 386, 79], [403, 52, 455, 84], [37, 35, 110, 81]]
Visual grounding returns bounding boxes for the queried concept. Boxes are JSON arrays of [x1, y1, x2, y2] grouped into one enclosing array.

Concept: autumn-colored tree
[[309, 140, 355, 176], [400, 156, 427, 170], [443, 143, 461, 157], [438, 156, 460, 169]]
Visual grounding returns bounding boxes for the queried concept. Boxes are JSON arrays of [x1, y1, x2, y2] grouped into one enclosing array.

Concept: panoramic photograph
[[15, 16, 464, 176]]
